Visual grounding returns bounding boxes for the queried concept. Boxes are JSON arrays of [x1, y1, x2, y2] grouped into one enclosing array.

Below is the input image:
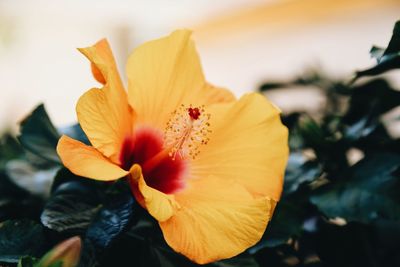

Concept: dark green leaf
[[250, 191, 311, 251], [342, 79, 400, 153], [41, 179, 101, 233], [0, 133, 24, 170], [18, 104, 60, 164], [370, 220, 400, 265], [85, 193, 135, 249], [370, 46, 385, 61], [259, 81, 289, 91], [17, 256, 38, 267], [284, 153, 321, 195], [281, 113, 307, 151], [0, 171, 43, 221], [343, 79, 400, 126], [344, 116, 377, 142], [50, 168, 92, 194], [80, 190, 136, 266], [298, 115, 325, 149], [311, 152, 400, 223], [5, 160, 57, 196], [124, 218, 260, 267], [315, 221, 377, 267], [97, 215, 169, 267], [354, 21, 400, 79], [0, 220, 46, 263], [354, 56, 400, 78], [383, 20, 400, 56]]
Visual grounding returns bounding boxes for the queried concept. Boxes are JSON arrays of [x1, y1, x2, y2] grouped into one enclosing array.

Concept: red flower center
[[119, 128, 187, 194]]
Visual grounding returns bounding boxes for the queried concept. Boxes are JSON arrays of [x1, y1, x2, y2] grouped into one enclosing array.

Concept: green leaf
[[18, 104, 61, 164], [250, 191, 311, 251], [18, 105, 90, 165], [255, 200, 303, 247], [310, 152, 400, 223], [0, 171, 43, 221], [382, 20, 400, 57], [41, 178, 101, 233], [5, 160, 58, 197], [314, 221, 377, 266], [118, 205, 260, 266], [85, 192, 135, 249], [341, 79, 400, 153], [344, 79, 400, 126], [79, 189, 136, 266], [0, 133, 24, 170], [370, 46, 385, 61], [284, 153, 321, 195], [354, 21, 400, 79], [93, 216, 166, 267], [18, 256, 38, 267], [0, 220, 46, 263], [298, 115, 325, 149]]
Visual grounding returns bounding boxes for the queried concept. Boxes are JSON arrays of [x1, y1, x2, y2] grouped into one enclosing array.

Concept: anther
[[164, 104, 211, 160]]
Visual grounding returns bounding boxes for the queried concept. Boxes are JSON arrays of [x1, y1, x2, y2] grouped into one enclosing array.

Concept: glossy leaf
[[124, 217, 260, 267], [311, 152, 400, 223], [41, 178, 101, 233], [18, 104, 61, 164], [5, 159, 58, 197], [79, 189, 136, 266], [0, 220, 46, 263], [85, 193, 135, 249], [18, 105, 89, 164]]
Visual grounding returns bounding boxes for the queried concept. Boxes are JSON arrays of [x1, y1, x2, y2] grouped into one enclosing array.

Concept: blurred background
[[0, 0, 399, 130]]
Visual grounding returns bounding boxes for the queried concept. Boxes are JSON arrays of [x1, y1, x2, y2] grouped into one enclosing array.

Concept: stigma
[[164, 104, 211, 160]]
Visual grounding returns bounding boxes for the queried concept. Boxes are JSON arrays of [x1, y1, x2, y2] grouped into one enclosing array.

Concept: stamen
[[164, 104, 211, 160]]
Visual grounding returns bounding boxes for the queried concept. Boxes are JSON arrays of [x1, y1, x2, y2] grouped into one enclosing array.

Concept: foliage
[[0, 20, 400, 267]]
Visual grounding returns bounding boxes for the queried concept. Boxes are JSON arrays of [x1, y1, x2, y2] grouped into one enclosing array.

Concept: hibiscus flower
[[57, 30, 288, 264]]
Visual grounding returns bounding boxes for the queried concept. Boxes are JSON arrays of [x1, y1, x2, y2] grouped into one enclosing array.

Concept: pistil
[[164, 104, 211, 160]]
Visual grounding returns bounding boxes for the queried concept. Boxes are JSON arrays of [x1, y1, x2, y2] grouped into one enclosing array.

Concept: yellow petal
[[91, 62, 106, 84], [199, 83, 236, 105], [129, 164, 178, 222], [160, 177, 276, 264], [127, 30, 232, 130], [191, 93, 289, 200], [57, 135, 128, 181], [78, 39, 133, 163]]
